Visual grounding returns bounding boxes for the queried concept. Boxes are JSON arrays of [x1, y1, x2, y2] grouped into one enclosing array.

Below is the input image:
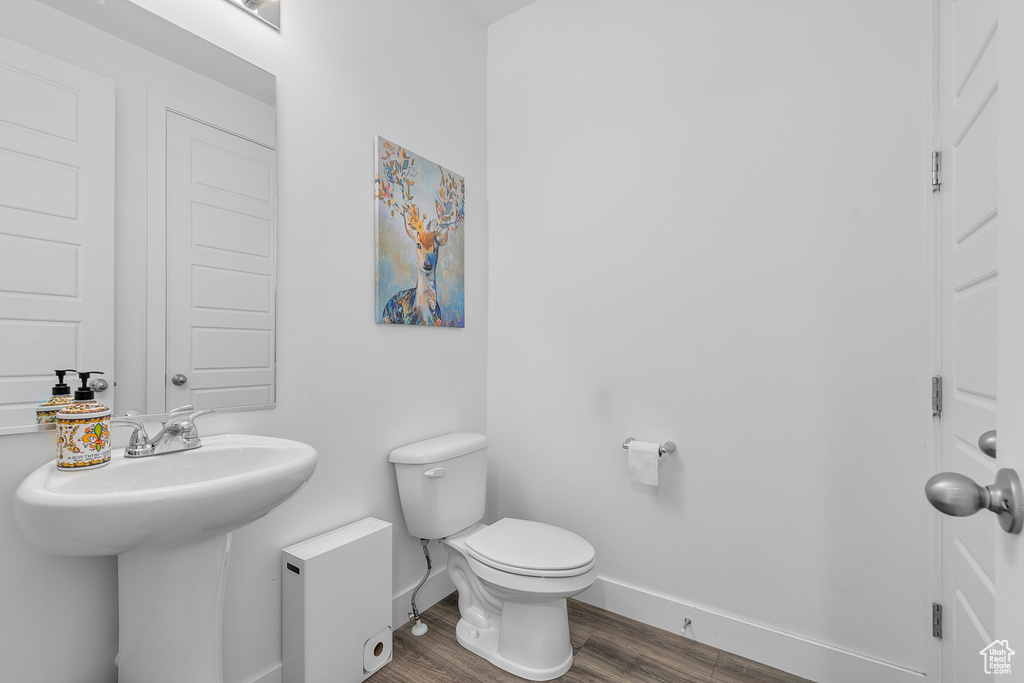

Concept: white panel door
[[938, 0, 999, 679], [0, 36, 114, 427], [165, 111, 276, 411]]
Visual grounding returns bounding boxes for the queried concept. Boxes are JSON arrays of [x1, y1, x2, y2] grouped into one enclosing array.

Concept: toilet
[[389, 432, 597, 681]]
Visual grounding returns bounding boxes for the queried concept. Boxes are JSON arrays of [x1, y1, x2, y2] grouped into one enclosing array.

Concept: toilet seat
[[466, 518, 596, 578]]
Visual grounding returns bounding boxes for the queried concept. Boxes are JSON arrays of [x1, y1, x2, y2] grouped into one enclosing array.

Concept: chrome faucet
[[111, 406, 215, 458]]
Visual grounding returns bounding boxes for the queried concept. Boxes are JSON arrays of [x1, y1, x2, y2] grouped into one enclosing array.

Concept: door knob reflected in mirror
[[89, 378, 108, 392], [979, 430, 997, 458], [925, 468, 1024, 534], [171, 374, 188, 387]]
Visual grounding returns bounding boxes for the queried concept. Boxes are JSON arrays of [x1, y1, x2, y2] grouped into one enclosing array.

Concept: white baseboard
[[576, 577, 926, 683], [245, 663, 281, 683], [262, 569, 924, 683], [391, 566, 455, 630]]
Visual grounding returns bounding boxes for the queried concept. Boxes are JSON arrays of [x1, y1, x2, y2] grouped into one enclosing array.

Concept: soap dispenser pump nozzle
[[74, 371, 103, 401], [51, 369, 75, 396]]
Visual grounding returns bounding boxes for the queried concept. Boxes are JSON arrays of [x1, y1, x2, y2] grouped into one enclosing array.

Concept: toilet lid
[[465, 518, 595, 573]]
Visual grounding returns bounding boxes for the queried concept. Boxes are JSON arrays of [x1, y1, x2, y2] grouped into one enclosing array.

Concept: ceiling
[[454, 0, 541, 26]]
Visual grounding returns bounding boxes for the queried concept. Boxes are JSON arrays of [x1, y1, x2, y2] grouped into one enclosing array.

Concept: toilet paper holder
[[622, 437, 676, 457]]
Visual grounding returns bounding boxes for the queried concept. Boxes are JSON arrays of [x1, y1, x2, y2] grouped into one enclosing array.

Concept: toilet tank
[[389, 433, 488, 540]]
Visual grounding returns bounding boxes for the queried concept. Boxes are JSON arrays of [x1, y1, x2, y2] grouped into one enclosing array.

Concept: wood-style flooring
[[370, 592, 815, 683]]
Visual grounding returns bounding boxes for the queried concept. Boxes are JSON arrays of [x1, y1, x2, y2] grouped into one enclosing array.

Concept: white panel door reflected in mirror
[[165, 112, 277, 411], [0, 36, 115, 430]]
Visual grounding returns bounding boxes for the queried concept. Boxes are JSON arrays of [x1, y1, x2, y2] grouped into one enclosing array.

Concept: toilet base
[[455, 618, 573, 681], [454, 599, 574, 682]]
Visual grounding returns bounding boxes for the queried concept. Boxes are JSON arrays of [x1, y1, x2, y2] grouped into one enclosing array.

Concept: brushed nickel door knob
[[979, 430, 997, 458], [171, 374, 188, 386], [925, 468, 1024, 534]]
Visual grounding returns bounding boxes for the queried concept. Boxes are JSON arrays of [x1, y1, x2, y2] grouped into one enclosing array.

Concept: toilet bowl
[[443, 520, 597, 680], [389, 433, 597, 681]]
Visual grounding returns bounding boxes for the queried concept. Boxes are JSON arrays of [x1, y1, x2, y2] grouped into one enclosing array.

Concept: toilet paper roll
[[628, 440, 660, 486], [363, 626, 392, 674]]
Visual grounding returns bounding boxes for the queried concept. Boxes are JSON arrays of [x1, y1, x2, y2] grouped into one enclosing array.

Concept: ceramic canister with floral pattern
[[37, 393, 75, 424], [55, 372, 111, 470]]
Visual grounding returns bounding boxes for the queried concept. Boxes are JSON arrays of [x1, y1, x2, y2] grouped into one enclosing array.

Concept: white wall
[[0, 1, 488, 681], [486, 1, 932, 680]]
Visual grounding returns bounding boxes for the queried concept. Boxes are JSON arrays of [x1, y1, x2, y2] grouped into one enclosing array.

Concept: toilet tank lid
[[389, 432, 488, 464]]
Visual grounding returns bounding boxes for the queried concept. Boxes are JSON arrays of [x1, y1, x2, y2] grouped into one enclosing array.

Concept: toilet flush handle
[[424, 467, 445, 478]]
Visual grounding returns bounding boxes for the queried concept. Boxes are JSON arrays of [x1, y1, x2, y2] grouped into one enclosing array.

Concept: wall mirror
[[0, 0, 277, 432]]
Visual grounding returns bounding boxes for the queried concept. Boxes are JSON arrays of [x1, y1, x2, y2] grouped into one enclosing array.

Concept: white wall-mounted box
[[283, 517, 393, 683]]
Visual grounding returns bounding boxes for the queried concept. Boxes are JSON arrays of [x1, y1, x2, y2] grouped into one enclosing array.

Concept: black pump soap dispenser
[[36, 369, 76, 424], [55, 371, 112, 470]]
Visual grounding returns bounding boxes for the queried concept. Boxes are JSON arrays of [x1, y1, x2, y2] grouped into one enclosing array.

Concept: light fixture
[[223, 0, 280, 30]]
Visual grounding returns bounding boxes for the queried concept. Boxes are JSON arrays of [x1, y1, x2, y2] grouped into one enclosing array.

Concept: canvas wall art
[[375, 137, 465, 327]]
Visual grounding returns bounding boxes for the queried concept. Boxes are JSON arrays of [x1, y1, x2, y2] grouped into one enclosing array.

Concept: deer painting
[[375, 138, 465, 326]]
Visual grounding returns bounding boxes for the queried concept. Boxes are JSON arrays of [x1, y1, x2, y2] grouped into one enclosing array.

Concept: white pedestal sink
[[15, 433, 318, 683]]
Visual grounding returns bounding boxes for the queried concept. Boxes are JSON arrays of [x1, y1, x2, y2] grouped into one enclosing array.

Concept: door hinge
[[932, 375, 943, 416], [932, 151, 942, 192], [933, 602, 943, 639]]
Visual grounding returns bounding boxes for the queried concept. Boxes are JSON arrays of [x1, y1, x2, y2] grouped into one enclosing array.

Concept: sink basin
[[16, 433, 317, 556], [15, 433, 317, 683]]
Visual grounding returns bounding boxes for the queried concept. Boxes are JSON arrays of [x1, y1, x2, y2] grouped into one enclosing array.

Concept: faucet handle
[[155, 404, 197, 426], [169, 408, 214, 447], [110, 416, 155, 457], [111, 415, 147, 433]]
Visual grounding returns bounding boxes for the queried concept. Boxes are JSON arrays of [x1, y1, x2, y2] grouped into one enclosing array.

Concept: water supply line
[[408, 538, 432, 636]]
